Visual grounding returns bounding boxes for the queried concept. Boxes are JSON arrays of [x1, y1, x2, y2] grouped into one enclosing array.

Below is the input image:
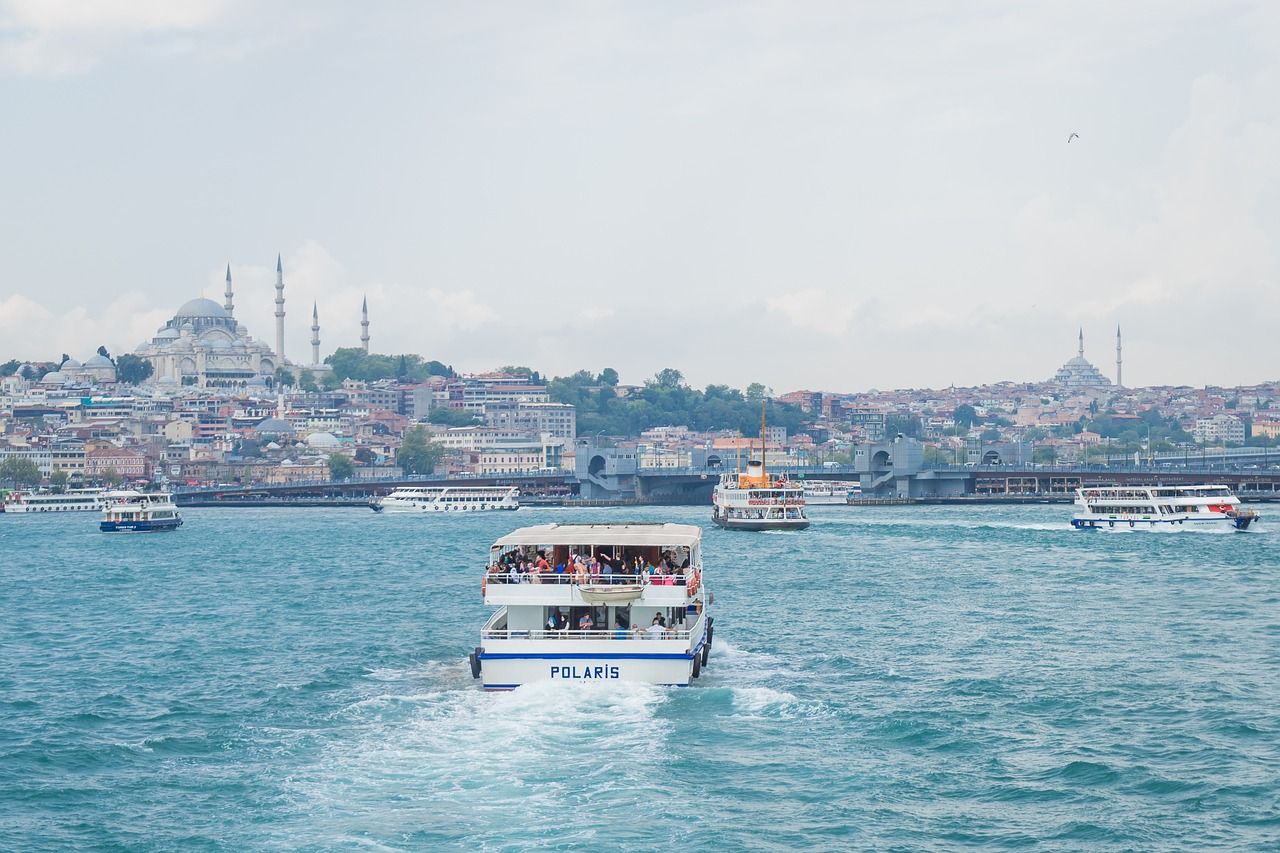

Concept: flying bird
[[1067, 132, 1080, 143]]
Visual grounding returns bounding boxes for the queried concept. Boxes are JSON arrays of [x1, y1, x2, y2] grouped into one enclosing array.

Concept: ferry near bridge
[[1070, 484, 1259, 531], [470, 522, 712, 690]]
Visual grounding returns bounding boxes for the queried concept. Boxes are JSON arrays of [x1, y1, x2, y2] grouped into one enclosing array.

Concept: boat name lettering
[[550, 665, 621, 680]]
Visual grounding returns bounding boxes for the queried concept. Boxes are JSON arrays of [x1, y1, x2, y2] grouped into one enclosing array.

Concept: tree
[[427, 407, 477, 426], [884, 414, 922, 439], [398, 425, 444, 475], [354, 447, 376, 464], [980, 428, 1002, 442], [101, 467, 124, 488], [0, 457, 41, 485], [1033, 446, 1058, 464], [59, 353, 71, 367], [328, 453, 354, 481], [953, 404, 978, 428], [298, 370, 319, 393], [49, 468, 69, 492], [745, 382, 769, 402], [651, 368, 685, 389], [0, 359, 20, 376], [97, 345, 111, 359], [274, 367, 295, 387], [597, 367, 619, 386], [115, 354, 154, 384]]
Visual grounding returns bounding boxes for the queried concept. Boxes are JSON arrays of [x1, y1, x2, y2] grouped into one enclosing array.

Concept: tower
[[1078, 327, 1084, 359], [1116, 325, 1123, 388], [223, 264, 234, 316], [311, 302, 321, 366], [274, 254, 285, 363], [361, 295, 370, 353]]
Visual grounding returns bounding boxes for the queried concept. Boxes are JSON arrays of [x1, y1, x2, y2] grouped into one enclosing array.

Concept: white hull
[[480, 653, 702, 690], [4, 502, 102, 513], [1072, 514, 1254, 531], [379, 501, 517, 513]]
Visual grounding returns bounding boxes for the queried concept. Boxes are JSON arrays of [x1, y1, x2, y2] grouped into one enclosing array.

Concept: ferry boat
[[802, 481, 860, 505], [3, 488, 107, 514], [100, 491, 183, 532], [371, 485, 519, 513], [1071, 484, 1259, 531], [711, 404, 809, 531], [471, 523, 712, 689]]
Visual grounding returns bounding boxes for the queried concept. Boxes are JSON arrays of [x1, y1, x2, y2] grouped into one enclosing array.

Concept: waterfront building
[[1193, 413, 1245, 445], [481, 401, 576, 440]]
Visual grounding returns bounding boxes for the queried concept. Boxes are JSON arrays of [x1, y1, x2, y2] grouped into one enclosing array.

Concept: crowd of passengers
[[540, 608, 686, 639], [487, 547, 690, 585]]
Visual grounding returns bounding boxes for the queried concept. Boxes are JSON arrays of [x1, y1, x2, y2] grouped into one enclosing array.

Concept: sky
[[1, 1, 1278, 393]]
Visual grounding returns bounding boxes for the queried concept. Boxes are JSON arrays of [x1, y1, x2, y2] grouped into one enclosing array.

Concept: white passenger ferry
[[471, 523, 712, 690], [100, 491, 183, 532], [802, 481, 861, 505], [3, 488, 106, 513], [371, 485, 519, 513], [1071, 484, 1259, 531], [712, 407, 809, 530]]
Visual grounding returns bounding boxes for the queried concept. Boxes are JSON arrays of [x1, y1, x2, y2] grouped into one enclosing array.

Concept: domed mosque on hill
[[1050, 328, 1120, 389], [132, 258, 371, 388]]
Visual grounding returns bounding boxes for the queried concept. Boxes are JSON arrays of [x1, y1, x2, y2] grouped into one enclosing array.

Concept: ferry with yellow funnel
[[711, 404, 809, 531]]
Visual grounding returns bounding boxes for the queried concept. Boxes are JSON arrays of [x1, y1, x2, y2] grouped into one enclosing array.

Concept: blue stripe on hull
[[100, 519, 183, 532], [479, 651, 695, 661], [483, 683, 690, 691]]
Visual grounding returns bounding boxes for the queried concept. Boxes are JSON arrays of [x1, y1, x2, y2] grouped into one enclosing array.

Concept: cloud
[[765, 289, 855, 336], [0, 0, 228, 75], [0, 291, 168, 361], [424, 288, 498, 332]]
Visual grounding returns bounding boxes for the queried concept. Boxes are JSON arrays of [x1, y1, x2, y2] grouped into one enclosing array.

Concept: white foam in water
[[287, 674, 672, 841]]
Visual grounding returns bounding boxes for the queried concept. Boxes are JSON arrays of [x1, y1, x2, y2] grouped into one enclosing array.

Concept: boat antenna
[[760, 399, 767, 481]]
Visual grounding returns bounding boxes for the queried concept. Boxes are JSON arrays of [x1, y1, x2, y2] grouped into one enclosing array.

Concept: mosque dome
[[306, 431, 340, 449], [84, 354, 114, 368], [41, 371, 67, 383], [175, 298, 231, 319], [255, 417, 295, 435], [61, 358, 82, 370]]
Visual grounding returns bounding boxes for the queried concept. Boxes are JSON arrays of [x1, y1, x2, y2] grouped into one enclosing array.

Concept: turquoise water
[[2, 505, 1278, 851]]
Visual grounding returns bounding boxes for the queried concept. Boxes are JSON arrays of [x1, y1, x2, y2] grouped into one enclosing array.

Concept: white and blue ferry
[[100, 491, 183, 532], [470, 523, 712, 690], [1071, 484, 1258, 531]]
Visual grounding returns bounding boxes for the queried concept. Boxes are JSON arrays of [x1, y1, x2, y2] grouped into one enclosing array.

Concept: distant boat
[[1071, 484, 1258, 530], [802, 481, 860, 505], [371, 485, 519, 513], [100, 491, 183, 532], [711, 403, 809, 531], [4, 488, 107, 514]]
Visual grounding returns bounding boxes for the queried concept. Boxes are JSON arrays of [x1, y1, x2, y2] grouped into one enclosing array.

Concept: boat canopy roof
[[492, 522, 701, 549]]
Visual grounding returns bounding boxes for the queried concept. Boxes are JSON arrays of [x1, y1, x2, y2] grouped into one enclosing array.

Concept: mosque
[[1050, 328, 1120, 389], [132, 256, 370, 388]]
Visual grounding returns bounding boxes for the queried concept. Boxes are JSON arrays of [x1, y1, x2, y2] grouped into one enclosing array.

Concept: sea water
[[1, 505, 1277, 851]]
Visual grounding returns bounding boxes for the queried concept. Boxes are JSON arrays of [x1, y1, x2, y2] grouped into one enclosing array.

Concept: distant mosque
[[132, 256, 371, 388], [1050, 327, 1121, 389]]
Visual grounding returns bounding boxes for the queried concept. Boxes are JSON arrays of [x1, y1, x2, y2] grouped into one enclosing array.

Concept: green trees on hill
[[115, 354, 153, 384], [0, 457, 41, 485], [398, 425, 445, 474], [547, 367, 809, 437], [326, 348, 454, 382], [328, 453, 354, 480]]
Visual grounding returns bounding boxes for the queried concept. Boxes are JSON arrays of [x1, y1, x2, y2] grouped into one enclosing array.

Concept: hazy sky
[[2, 1, 1278, 392]]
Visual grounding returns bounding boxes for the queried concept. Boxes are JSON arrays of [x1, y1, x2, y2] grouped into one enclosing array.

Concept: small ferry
[[471, 523, 712, 689], [371, 485, 519, 513], [1071, 484, 1259, 531], [711, 404, 809, 531], [4, 488, 107, 514], [100, 491, 183, 532], [802, 481, 860, 505]]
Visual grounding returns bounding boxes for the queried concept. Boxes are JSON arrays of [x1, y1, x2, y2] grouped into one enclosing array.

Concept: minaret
[[311, 302, 321, 366], [274, 254, 285, 363], [360, 296, 370, 353], [223, 264, 234, 316], [1116, 325, 1123, 388], [1078, 327, 1084, 359]]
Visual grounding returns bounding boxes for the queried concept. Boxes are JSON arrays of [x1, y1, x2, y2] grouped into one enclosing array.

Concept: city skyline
[[2, 3, 1280, 390]]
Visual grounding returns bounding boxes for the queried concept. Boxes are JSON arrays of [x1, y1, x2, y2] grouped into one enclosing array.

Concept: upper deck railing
[[481, 626, 696, 641], [484, 570, 694, 587]]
